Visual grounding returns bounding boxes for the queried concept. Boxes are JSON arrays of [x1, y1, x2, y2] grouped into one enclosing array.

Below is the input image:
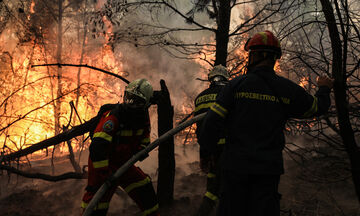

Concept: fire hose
[[83, 112, 206, 216]]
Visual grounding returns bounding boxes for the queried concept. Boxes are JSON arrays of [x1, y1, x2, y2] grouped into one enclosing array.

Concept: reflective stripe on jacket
[[89, 105, 151, 176], [194, 84, 227, 155], [199, 66, 331, 174]]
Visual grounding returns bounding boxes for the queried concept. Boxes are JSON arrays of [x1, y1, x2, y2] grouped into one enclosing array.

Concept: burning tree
[[1, 0, 359, 215], [0, 0, 129, 177]]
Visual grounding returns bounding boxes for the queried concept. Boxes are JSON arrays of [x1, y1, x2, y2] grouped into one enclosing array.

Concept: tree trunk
[[51, 0, 64, 174], [214, 0, 231, 66], [156, 79, 175, 207], [55, 0, 63, 136], [74, 0, 88, 121], [320, 0, 360, 203]]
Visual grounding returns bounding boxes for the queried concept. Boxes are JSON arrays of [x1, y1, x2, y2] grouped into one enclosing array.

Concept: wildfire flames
[[0, 2, 284, 160], [0, 16, 125, 160]]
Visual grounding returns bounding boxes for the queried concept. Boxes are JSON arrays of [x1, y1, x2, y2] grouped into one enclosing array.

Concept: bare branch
[[1, 115, 97, 162], [0, 164, 86, 181], [31, 63, 130, 84]]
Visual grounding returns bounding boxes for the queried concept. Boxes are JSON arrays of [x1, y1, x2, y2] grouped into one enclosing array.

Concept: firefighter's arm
[[198, 83, 233, 170], [137, 112, 151, 161], [89, 113, 118, 181], [314, 76, 333, 115], [198, 110, 225, 154], [290, 76, 333, 118]]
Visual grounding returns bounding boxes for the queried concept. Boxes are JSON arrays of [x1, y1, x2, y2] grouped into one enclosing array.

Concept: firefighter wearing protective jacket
[[199, 31, 334, 216], [81, 79, 160, 216], [194, 65, 229, 216]]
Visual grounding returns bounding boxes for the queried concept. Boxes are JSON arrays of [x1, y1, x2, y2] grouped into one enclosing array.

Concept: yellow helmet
[[208, 65, 229, 81], [124, 79, 153, 108]]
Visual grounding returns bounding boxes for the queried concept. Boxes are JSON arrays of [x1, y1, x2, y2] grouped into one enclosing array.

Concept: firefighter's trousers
[[217, 171, 280, 216], [196, 161, 221, 216], [197, 145, 223, 216], [82, 165, 159, 216]]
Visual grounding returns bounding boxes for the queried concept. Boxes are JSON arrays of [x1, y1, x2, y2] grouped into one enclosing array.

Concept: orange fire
[[30, 1, 36, 14], [299, 77, 309, 88], [230, 41, 249, 77], [178, 105, 197, 145], [0, 28, 125, 160]]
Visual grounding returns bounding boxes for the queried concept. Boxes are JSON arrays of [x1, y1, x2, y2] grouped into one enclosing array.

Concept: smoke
[[103, 1, 222, 113], [113, 43, 207, 111]]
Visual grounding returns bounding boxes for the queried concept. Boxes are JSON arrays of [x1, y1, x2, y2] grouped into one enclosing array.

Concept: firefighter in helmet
[[199, 30, 334, 215], [194, 65, 229, 216], [81, 79, 160, 216]]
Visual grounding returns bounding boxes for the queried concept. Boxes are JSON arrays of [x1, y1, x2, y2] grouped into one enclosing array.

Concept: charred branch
[[31, 63, 130, 84], [63, 101, 81, 173], [0, 164, 87, 181], [1, 117, 97, 162]]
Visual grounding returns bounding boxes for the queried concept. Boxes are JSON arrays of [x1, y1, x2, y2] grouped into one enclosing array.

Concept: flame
[[299, 77, 309, 88], [0, 22, 125, 160], [230, 41, 249, 77], [30, 1, 35, 14], [274, 61, 281, 73]]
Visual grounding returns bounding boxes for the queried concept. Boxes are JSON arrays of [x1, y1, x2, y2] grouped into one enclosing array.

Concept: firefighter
[[81, 79, 160, 216], [198, 30, 334, 216], [194, 65, 229, 216]]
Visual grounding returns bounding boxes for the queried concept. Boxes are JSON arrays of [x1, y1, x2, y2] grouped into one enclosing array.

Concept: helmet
[[124, 78, 153, 108], [208, 65, 229, 81], [244, 30, 282, 59]]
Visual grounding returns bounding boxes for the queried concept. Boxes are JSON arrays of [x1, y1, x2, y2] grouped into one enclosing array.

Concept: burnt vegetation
[[0, 0, 359, 215]]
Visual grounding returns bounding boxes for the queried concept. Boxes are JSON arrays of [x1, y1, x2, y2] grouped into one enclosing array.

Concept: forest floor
[[0, 144, 359, 216]]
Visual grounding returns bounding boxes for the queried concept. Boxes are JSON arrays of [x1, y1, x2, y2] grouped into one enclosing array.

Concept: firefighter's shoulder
[[97, 110, 120, 133]]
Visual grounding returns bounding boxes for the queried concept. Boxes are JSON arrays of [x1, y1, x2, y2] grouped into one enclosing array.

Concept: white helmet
[[208, 65, 229, 81], [124, 78, 153, 108]]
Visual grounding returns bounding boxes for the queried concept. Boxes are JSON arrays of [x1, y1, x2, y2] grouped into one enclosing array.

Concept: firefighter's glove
[[200, 156, 215, 173]]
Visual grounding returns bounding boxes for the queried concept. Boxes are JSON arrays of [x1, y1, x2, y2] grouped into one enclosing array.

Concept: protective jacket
[[194, 83, 226, 156], [199, 66, 331, 174], [194, 83, 227, 213], [82, 104, 159, 216]]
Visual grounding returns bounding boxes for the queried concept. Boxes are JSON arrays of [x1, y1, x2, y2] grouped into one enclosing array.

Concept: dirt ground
[[0, 144, 359, 216]]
